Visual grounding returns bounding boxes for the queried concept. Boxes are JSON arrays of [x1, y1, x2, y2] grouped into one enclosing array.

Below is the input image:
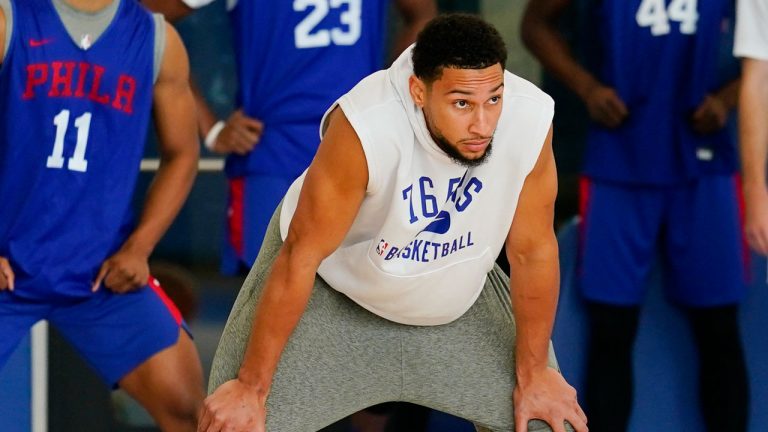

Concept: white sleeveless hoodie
[[280, 47, 554, 325]]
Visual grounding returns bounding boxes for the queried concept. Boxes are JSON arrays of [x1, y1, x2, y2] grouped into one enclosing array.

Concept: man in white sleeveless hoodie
[[199, 14, 586, 432]]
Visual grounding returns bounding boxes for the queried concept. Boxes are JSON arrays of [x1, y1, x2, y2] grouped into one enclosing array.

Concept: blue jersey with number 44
[[0, 0, 155, 300], [224, 0, 388, 179], [584, 0, 738, 185]]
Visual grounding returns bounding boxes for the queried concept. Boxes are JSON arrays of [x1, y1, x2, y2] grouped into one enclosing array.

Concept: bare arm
[[198, 107, 368, 432], [521, 0, 628, 127], [190, 80, 218, 139], [521, 0, 594, 99], [506, 127, 586, 432], [392, 0, 436, 58], [141, 0, 194, 22], [0, 4, 6, 67], [740, 58, 768, 254], [93, 23, 199, 292]]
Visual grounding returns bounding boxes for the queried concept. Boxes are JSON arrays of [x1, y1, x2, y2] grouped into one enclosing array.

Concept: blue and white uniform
[[579, 0, 746, 306], [221, 0, 389, 273], [0, 0, 186, 386]]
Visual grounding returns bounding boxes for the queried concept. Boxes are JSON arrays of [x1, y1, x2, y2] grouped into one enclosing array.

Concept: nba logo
[[376, 239, 388, 256]]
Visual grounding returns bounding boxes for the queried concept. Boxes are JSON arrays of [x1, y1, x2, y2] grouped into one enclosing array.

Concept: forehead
[[431, 64, 504, 94]]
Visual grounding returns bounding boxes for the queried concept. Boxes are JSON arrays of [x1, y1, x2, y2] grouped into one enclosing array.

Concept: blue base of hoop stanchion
[[0, 334, 32, 432]]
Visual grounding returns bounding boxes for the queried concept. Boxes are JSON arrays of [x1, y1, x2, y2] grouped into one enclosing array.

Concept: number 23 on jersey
[[294, 0, 362, 49]]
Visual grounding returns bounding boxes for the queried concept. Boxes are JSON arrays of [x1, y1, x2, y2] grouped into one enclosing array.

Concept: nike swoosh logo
[[29, 38, 53, 47], [420, 210, 452, 235]]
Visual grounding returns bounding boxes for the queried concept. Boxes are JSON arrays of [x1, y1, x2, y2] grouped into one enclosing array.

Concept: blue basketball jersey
[[224, 0, 388, 178], [583, 0, 738, 185], [0, 0, 156, 299]]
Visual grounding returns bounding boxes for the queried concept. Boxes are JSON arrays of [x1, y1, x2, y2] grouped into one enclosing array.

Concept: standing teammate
[[523, 1, 748, 431], [736, 0, 768, 254], [145, 0, 436, 275], [198, 14, 586, 432], [0, 0, 204, 430]]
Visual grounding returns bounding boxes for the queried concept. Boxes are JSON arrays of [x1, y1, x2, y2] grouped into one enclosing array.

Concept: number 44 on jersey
[[636, 0, 699, 36]]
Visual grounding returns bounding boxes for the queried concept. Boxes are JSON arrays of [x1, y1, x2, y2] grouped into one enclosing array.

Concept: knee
[[154, 387, 204, 431]]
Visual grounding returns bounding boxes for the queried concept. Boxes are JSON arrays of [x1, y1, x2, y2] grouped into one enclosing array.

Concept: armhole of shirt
[[337, 97, 380, 196], [152, 13, 166, 84], [0, 0, 13, 65], [320, 99, 379, 196], [525, 103, 555, 176]]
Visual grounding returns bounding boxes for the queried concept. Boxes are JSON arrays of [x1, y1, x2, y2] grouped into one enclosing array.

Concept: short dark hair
[[412, 14, 507, 83]]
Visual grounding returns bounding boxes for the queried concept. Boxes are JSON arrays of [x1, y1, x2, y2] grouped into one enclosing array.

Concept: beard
[[433, 132, 493, 168], [423, 110, 493, 168]]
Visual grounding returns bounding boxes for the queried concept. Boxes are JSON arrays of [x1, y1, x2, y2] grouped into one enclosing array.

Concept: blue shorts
[[221, 174, 294, 275], [578, 176, 748, 307], [0, 278, 188, 387]]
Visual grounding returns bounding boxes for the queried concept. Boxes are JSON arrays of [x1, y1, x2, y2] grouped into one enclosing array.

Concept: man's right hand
[[211, 109, 264, 155], [197, 378, 267, 432], [744, 182, 768, 255], [0, 257, 14, 291], [582, 83, 629, 128]]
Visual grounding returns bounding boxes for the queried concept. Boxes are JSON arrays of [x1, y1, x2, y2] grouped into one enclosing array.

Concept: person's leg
[[665, 176, 749, 431], [686, 305, 748, 432], [578, 178, 662, 432], [52, 279, 203, 432], [209, 204, 404, 431], [583, 302, 640, 432], [400, 265, 571, 432], [119, 330, 204, 431]]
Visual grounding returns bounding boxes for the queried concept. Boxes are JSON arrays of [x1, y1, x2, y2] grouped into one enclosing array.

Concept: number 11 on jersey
[[46, 109, 91, 173]]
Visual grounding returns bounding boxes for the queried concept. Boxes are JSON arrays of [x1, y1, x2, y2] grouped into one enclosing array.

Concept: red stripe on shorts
[[578, 177, 592, 249], [148, 276, 183, 325], [228, 177, 245, 258], [733, 175, 751, 283], [576, 177, 593, 277]]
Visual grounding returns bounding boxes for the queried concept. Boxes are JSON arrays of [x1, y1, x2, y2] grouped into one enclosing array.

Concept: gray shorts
[[209, 206, 571, 432]]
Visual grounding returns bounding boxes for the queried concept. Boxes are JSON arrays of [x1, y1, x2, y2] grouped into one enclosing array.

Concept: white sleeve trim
[[152, 13, 166, 84], [734, 0, 768, 59]]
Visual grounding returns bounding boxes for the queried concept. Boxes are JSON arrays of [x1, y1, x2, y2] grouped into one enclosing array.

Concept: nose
[[468, 107, 492, 137]]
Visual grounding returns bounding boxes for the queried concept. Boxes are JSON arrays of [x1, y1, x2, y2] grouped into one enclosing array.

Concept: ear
[[409, 75, 427, 108]]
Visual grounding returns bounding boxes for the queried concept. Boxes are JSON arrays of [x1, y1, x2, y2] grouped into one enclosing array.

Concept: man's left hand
[[513, 367, 587, 432], [691, 94, 729, 135], [92, 247, 150, 293]]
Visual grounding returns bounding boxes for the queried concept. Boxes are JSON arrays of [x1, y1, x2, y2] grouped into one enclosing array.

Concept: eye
[[489, 95, 501, 105], [453, 100, 469, 109]]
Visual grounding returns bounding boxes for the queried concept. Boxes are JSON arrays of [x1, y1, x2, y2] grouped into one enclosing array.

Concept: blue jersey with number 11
[[225, 0, 388, 179], [0, 0, 155, 300]]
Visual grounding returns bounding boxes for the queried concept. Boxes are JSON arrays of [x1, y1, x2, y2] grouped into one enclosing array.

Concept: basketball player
[[736, 0, 768, 255], [144, 0, 436, 276], [0, 0, 204, 430], [523, 1, 748, 430], [198, 14, 586, 432]]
